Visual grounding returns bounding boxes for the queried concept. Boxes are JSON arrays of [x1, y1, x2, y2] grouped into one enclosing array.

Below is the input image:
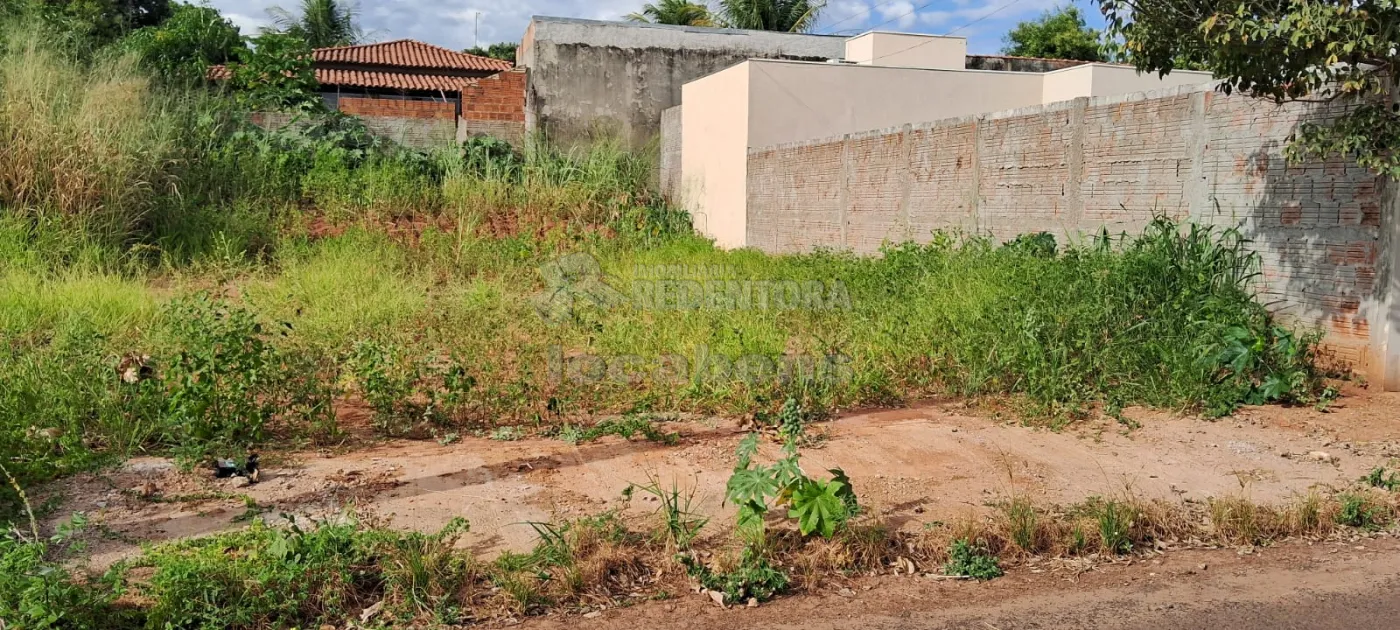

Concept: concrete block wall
[[357, 115, 457, 148], [747, 84, 1397, 384], [520, 17, 847, 147], [659, 105, 682, 199]]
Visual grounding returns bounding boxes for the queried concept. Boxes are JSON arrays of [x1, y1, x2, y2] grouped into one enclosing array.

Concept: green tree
[[120, 3, 245, 82], [37, 0, 173, 45], [267, 0, 360, 48], [718, 0, 823, 32], [1002, 5, 1104, 61], [226, 31, 319, 112], [627, 0, 714, 26], [463, 41, 517, 64], [1099, 0, 1400, 177]]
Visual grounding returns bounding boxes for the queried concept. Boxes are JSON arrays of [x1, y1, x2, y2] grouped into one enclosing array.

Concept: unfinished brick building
[[218, 39, 527, 147], [312, 40, 525, 146]]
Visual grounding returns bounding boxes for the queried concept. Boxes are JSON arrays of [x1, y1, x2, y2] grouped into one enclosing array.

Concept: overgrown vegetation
[[0, 0, 1379, 626], [0, 1, 1342, 522]]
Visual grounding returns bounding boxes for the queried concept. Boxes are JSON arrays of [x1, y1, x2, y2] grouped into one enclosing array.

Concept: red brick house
[[219, 39, 528, 147]]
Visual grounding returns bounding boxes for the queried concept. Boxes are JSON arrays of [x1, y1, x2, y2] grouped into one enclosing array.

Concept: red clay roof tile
[[315, 67, 477, 91], [313, 39, 511, 72]]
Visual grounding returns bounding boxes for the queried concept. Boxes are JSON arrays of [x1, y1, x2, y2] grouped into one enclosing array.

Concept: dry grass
[[0, 27, 188, 244]]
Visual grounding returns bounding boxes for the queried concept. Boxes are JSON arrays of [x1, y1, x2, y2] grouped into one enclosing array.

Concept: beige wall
[[680, 63, 751, 248], [1041, 64, 1094, 105], [678, 58, 1217, 249], [746, 59, 1044, 148], [1041, 64, 1215, 105], [844, 32, 967, 70], [1085, 64, 1215, 96]]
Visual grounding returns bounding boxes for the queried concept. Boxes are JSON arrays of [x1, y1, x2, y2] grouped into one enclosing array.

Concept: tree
[[1099, 0, 1400, 178], [463, 41, 517, 64], [627, 0, 714, 26], [718, 0, 823, 32], [37, 0, 173, 45], [226, 32, 319, 112], [1002, 5, 1104, 61], [120, 3, 245, 82], [267, 0, 360, 49]]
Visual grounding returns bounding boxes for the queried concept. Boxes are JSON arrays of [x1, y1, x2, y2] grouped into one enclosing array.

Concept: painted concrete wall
[[845, 32, 967, 70], [681, 63, 751, 249], [746, 84, 1400, 388], [745, 60, 1046, 149], [519, 17, 845, 147]]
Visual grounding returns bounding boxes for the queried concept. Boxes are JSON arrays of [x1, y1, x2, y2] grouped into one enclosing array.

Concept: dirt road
[[515, 540, 1400, 630]]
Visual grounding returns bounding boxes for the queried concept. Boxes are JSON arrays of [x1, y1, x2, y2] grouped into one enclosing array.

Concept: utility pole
[[474, 12, 480, 49]]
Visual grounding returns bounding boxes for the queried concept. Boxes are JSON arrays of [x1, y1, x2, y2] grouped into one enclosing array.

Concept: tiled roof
[[313, 39, 512, 72], [206, 65, 479, 92], [315, 67, 477, 91]]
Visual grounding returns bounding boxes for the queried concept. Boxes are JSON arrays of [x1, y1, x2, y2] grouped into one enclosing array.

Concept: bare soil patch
[[43, 391, 1400, 569]]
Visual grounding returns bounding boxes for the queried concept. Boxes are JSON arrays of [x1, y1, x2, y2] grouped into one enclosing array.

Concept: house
[[221, 39, 528, 147]]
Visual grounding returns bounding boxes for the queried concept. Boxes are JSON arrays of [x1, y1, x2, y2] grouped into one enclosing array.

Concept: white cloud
[[875, 1, 917, 30], [205, 0, 1102, 54]]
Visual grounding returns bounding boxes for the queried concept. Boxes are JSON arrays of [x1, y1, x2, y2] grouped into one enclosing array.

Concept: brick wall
[[747, 85, 1395, 380], [462, 69, 525, 123], [459, 69, 526, 145], [340, 97, 456, 120]]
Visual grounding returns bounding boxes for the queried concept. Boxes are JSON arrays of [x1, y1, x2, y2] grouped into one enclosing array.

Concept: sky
[[209, 0, 1110, 55]]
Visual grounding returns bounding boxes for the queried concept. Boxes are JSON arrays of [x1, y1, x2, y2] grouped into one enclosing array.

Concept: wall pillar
[[839, 134, 852, 249], [896, 124, 915, 241], [1065, 97, 1088, 229], [1378, 178, 1400, 390]]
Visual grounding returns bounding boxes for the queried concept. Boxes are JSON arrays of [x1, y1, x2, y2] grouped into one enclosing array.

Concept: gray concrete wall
[[519, 17, 849, 147], [746, 84, 1397, 387], [659, 105, 682, 200]]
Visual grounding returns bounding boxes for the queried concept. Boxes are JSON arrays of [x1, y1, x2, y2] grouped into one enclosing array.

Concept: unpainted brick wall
[[339, 97, 456, 120], [460, 69, 526, 144], [747, 86, 1392, 377]]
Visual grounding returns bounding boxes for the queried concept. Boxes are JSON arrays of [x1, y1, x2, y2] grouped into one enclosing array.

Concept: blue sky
[[208, 0, 1108, 55]]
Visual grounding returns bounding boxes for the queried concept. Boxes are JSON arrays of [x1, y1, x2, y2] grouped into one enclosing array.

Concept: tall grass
[[0, 27, 186, 247]]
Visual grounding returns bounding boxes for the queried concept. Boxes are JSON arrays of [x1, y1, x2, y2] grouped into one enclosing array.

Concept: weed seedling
[[944, 538, 1003, 580]]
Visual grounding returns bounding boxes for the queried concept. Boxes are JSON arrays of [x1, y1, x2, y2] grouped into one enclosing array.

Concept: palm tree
[[719, 0, 825, 32], [268, 0, 362, 48], [627, 0, 715, 26]]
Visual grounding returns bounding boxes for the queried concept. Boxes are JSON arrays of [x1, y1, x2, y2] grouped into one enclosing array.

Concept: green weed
[[680, 546, 790, 604], [1364, 466, 1400, 491], [944, 538, 1003, 580], [1336, 493, 1387, 530]]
